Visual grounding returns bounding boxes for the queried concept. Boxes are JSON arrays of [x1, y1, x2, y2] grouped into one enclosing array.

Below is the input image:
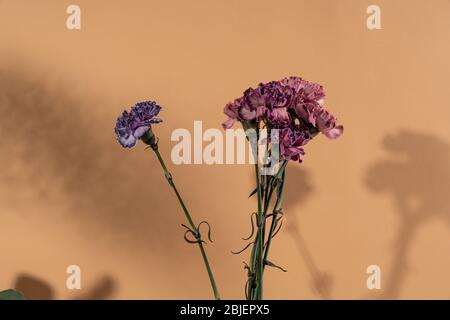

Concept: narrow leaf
[[265, 260, 287, 272]]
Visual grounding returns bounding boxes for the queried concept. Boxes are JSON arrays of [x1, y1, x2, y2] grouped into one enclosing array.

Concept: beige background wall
[[0, 0, 449, 299]]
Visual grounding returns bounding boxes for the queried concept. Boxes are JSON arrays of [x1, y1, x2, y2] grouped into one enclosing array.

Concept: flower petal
[[222, 118, 236, 129], [119, 134, 137, 148]]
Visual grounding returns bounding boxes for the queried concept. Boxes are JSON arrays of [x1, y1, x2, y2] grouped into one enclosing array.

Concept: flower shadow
[[0, 60, 180, 243], [0, 59, 193, 296], [14, 274, 55, 300], [365, 130, 450, 299], [282, 165, 333, 299], [13, 273, 117, 300]]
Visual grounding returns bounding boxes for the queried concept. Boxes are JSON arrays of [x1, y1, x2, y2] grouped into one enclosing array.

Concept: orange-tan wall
[[0, 0, 449, 299]]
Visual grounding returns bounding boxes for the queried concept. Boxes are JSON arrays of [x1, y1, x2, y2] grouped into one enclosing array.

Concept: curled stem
[[147, 132, 220, 300]]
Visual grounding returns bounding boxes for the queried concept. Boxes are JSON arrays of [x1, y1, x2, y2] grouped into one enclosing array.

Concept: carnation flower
[[115, 100, 162, 148], [114, 100, 220, 300], [314, 108, 344, 139], [276, 125, 312, 162], [220, 77, 343, 300], [267, 108, 291, 126]]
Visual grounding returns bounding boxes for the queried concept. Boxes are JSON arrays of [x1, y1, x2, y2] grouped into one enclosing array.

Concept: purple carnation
[[314, 108, 344, 139], [276, 125, 312, 162], [267, 107, 291, 126], [222, 76, 343, 139], [242, 87, 266, 121], [115, 101, 162, 148], [223, 98, 243, 129], [222, 76, 343, 163]]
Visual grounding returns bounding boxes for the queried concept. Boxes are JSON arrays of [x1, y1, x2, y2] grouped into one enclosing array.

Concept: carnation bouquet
[[114, 76, 343, 300], [222, 77, 343, 300]]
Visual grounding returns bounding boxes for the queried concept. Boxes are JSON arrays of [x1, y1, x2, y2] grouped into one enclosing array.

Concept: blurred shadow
[[0, 57, 231, 298], [13, 273, 117, 300], [14, 274, 55, 300], [365, 130, 450, 299], [0, 59, 182, 248], [76, 275, 116, 300], [283, 165, 333, 299], [283, 165, 314, 209]]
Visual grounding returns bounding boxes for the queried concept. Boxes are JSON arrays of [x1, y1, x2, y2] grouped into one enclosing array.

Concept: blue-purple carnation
[[115, 101, 162, 148]]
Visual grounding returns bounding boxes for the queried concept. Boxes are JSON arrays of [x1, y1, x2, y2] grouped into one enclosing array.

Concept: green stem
[[251, 162, 280, 299], [254, 161, 264, 300], [254, 165, 284, 298], [246, 131, 265, 300], [247, 128, 287, 300], [152, 146, 220, 300], [263, 161, 288, 269]]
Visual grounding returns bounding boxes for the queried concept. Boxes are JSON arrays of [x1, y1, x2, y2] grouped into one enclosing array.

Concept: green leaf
[[0, 289, 25, 300], [264, 260, 287, 272], [248, 181, 267, 198], [248, 187, 258, 198]]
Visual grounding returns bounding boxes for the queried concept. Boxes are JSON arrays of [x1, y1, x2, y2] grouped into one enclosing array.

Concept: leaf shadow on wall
[[14, 273, 116, 300], [365, 130, 450, 299], [0, 59, 194, 294], [282, 165, 333, 299]]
